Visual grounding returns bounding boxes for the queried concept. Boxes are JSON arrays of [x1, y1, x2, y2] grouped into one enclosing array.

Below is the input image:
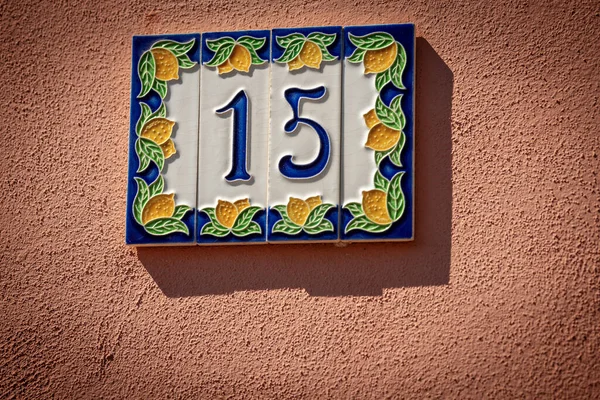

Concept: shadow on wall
[[138, 38, 453, 297]]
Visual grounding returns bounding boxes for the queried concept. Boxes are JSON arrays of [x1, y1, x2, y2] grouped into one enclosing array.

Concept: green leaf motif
[[304, 204, 335, 229], [148, 175, 164, 198], [347, 48, 366, 63], [232, 206, 262, 231], [232, 221, 262, 237], [312, 40, 337, 62], [375, 149, 392, 166], [137, 51, 155, 98], [272, 220, 302, 235], [387, 172, 406, 222], [390, 95, 406, 130], [345, 215, 392, 234], [145, 217, 189, 236], [272, 205, 300, 228], [375, 69, 391, 91], [237, 36, 266, 51], [151, 39, 195, 56], [176, 53, 196, 69], [135, 138, 151, 173], [307, 32, 336, 47], [374, 170, 390, 192], [150, 102, 166, 119], [205, 41, 235, 67], [152, 79, 167, 99], [201, 222, 230, 237], [201, 207, 228, 231], [390, 42, 407, 89], [137, 103, 166, 139], [304, 219, 334, 235], [348, 32, 395, 51], [136, 103, 152, 136], [172, 205, 191, 220], [344, 202, 364, 217], [389, 133, 406, 167], [276, 33, 305, 48], [206, 37, 235, 52], [275, 38, 305, 63], [136, 137, 164, 172], [375, 96, 401, 131], [238, 43, 266, 65], [133, 177, 149, 226]]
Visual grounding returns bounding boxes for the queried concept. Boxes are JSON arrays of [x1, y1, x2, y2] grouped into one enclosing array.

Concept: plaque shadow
[[138, 38, 453, 297]]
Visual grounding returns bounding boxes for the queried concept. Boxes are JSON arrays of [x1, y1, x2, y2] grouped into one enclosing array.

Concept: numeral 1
[[216, 90, 251, 182]]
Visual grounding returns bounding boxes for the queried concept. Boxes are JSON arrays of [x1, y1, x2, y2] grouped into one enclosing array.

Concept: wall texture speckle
[[1, 0, 599, 398]]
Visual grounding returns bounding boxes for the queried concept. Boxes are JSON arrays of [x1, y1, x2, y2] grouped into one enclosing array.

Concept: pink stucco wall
[[2, 0, 599, 398]]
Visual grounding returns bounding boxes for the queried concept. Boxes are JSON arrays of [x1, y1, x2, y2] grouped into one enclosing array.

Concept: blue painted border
[[126, 33, 200, 246], [341, 24, 415, 241], [271, 26, 343, 62]]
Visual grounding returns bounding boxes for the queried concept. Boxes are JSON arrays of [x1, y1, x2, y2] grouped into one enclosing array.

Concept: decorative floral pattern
[[271, 196, 335, 235], [137, 39, 197, 99], [201, 199, 262, 237], [132, 39, 197, 236], [205, 36, 267, 74], [343, 32, 408, 234], [274, 32, 337, 70]]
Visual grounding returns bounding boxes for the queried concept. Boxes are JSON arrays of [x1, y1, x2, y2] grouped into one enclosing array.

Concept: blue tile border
[[341, 24, 415, 241], [126, 33, 200, 246]]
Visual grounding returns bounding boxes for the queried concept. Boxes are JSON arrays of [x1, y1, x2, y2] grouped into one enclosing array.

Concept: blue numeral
[[278, 86, 331, 179], [216, 90, 251, 182]]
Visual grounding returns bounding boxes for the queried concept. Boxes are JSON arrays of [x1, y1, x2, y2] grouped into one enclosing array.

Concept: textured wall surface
[[1, 0, 599, 398]]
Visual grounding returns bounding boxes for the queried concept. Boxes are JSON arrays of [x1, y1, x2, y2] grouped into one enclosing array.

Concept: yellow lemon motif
[[365, 123, 401, 151], [217, 59, 234, 75], [362, 190, 392, 225], [287, 196, 321, 226], [141, 118, 175, 146], [299, 40, 322, 69], [363, 109, 380, 129], [363, 43, 397, 74], [160, 139, 176, 159], [234, 198, 250, 213], [229, 44, 252, 73], [216, 200, 238, 228], [288, 56, 304, 71], [287, 197, 310, 226], [305, 195, 322, 211], [142, 193, 175, 225], [151, 48, 179, 81], [215, 198, 251, 228]]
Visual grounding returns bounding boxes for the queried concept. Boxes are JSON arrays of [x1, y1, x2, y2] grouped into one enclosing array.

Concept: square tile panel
[[196, 30, 270, 244], [126, 34, 200, 245], [340, 24, 415, 241], [268, 26, 343, 243]]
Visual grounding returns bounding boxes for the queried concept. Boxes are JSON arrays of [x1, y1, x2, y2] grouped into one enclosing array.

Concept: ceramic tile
[[267, 26, 343, 243], [340, 24, 415, 242], [196, 30, 270, 244], [126, 34, 200, 246]]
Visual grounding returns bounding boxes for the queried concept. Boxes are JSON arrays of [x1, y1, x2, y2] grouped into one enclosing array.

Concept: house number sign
[[126, 24, 414, 245]]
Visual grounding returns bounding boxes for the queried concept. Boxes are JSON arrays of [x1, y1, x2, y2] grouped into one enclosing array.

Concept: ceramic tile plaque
[[341, 24, 415, 241], [126, 24, 414, 246], [126, 34, 200, 245], [197, 30, 270, 245], [267, 26, 343, 243]]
